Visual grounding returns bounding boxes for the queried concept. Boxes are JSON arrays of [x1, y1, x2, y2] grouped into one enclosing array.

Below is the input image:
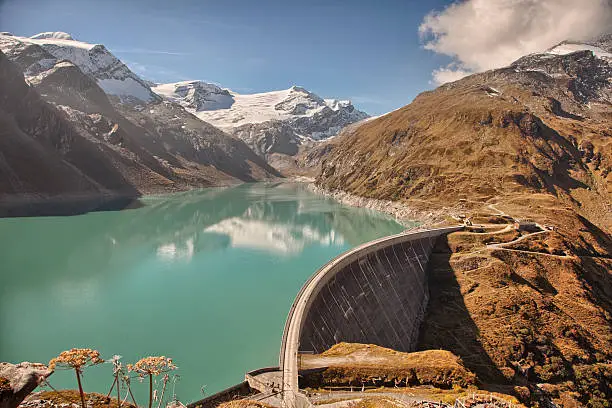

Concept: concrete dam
[[188, 226, 462, 408], [279, 226, 462, 408]]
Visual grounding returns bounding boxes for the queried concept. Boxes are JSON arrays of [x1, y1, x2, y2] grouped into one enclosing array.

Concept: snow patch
[[98, 78, 156, 102], [30, 32, 76, 41], [547, 43, 612, 59], [153, 80, 234, 111], [9, 33, 157, 102]]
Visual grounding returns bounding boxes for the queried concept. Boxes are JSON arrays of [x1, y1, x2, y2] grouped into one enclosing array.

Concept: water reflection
[[0, 182, 409, 402], [204, 218, 344, 255], [0, 183, 407, 290]]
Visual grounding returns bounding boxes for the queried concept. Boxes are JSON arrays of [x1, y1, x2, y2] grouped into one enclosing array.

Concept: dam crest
[[188, 226, 462, 408]]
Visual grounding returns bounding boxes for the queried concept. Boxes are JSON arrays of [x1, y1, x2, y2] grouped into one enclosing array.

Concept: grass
[[28, 390, 138, 408], [301, 343, 476, 389], [217, 400, 274, 408], [312, 390, 522, 407]]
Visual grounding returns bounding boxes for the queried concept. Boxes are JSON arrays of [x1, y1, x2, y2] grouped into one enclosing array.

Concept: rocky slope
[[316, 39, 611, 230], [0, 49, 138, 200], [153, 81, 369, 162], [0, 32, 280, 214], [314, 38, 611, 406], [7, 31, 159, 104]]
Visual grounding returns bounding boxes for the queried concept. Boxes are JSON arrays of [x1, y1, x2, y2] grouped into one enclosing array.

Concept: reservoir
[[0, 183, 407, 403]]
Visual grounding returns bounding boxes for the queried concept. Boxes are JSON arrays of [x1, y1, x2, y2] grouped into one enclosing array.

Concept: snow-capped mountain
[[153, 81, 369, 158], [0, 31, 158, 103], [0, 29, 367, 179], [509, 36, 612, 105], [153, 81, 234, 111], [0, 31, 279, 201], [546, 38, 612, 60]]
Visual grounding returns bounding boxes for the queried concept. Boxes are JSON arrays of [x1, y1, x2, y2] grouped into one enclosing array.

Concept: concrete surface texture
[[279, 226, 463, 408]]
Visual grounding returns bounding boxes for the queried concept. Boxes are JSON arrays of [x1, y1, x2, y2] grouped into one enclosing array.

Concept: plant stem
[[156, 376, 168, 408], [75, 369, 86, 408], [107, 376, 116, 398], [129, 385, 138, 407], [148, 374, 153, 408], [116, 374, 121, 408]]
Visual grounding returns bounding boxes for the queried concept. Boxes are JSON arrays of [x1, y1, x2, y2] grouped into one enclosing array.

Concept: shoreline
[[306, 183, 452, 230]]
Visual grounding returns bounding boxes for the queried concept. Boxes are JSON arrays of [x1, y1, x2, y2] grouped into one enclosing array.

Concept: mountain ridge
[[0, 33, 281, 214], [310, 36, 612, 405], [153, 80, 369, 162]]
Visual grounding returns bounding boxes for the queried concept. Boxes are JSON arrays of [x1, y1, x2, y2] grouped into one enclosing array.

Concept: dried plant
[[106, 355, 124, 408], [128, 357, 177, 408], [49, 348, 104, 408]]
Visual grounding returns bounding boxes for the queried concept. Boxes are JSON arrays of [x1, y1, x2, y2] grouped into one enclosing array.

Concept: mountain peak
[[290, 85, 308, 93], [2, 32, 158, 103], [152, 80, 234, 111], [545, 40, 612, 59], [30, 32, 76, 41]]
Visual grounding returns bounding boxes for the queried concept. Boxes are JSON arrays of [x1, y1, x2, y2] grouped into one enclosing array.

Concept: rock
[[166, 400, 187, 408], [0, 362, 52, 408]]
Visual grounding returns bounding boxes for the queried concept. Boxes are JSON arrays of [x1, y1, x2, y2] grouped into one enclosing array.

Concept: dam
[[279, 226, 462, 408], [189, 225, 462, 408]]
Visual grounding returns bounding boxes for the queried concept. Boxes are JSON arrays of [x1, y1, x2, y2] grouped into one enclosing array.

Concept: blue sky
[[0, 0, 455, 114]]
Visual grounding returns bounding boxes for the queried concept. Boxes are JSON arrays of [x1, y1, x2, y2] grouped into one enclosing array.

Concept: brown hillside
[[316, 51, 610, 231], [300, 343, 476, 389], [314, 48, 611, 406]]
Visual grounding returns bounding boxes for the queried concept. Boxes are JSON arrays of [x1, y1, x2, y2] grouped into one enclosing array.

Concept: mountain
[[0, 48, 141, 215], [5, 31, 159, 104], [313, 38, 611, 405], [0, 32, 280, 214], [152, 81, 369, 160], [316, 39, 611, 226]]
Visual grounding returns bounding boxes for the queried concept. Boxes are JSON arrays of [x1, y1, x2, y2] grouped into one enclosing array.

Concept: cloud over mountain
[[420, 0, 612, 84]]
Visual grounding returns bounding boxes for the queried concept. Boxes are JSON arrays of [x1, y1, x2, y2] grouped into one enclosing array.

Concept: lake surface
[[0, 183, 407, 403]]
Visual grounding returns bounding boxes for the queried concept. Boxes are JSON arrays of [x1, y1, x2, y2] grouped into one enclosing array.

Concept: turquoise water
[[0, 183, 406, 403]]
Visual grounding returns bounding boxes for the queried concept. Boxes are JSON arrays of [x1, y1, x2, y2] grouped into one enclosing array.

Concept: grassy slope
[[314, 51, 611, 406]]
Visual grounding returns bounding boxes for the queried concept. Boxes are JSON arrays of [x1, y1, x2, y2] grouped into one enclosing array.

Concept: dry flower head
[[49, 348, 104, 371], [128, 357, 177, 377]]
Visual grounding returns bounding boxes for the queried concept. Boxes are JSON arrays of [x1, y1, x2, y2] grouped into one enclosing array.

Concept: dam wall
[[279, 226, 462, 408]]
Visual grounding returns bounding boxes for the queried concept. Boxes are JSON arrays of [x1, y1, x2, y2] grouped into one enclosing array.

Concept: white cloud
[[431, 65, 472, 85], [420, 0, 612, 85]]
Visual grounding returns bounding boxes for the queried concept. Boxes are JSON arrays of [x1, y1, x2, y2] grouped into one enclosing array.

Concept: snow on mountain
[[152, 80, 234, 111], [153, 82, 368, 139], [1, 32, 158, 103], [547, 41, 612, 60], [153, 81, 369, 159], [30, 31, 76, 41]]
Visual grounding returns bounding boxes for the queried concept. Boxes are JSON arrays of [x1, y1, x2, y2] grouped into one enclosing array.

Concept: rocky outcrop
[[0, 49, 137, 198], [0, 363, 52, 408]]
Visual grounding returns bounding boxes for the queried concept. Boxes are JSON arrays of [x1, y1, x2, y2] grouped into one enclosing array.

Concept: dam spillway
[[279, 226, 462, 408]]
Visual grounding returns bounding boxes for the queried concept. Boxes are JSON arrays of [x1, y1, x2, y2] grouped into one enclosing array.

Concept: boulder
[[0, 362, 52, 408]]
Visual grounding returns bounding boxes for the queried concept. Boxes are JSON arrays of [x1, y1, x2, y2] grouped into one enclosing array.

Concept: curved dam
[[279, 226, 462, 408]]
